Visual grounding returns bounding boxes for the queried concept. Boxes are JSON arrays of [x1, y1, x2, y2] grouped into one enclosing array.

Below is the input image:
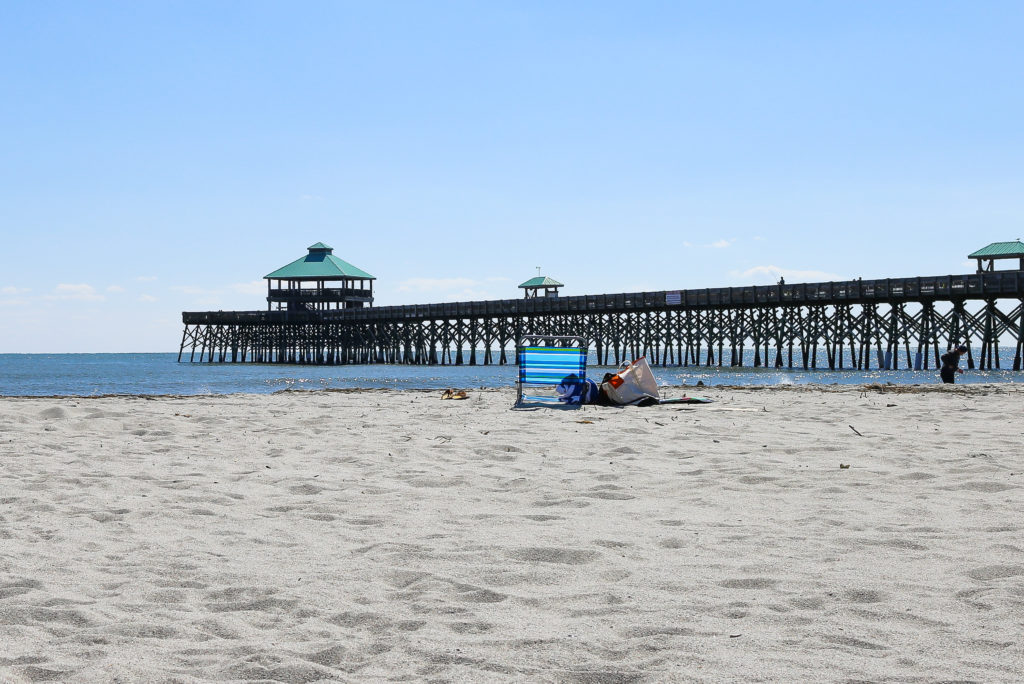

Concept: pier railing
[[267, 287, 373, 303], [184, 271, 1024, 326]]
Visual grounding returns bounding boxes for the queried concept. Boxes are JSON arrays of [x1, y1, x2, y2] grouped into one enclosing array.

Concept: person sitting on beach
[[940, 345, 968, 384]]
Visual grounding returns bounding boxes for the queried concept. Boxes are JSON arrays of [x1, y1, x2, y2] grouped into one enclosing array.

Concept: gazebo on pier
[[265, 242, 375, 311], [969, 240, 1024, 273], [519, 274, 564, 299]]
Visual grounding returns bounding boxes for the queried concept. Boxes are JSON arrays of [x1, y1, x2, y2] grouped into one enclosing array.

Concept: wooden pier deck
[[180, 270, 1024, 370]]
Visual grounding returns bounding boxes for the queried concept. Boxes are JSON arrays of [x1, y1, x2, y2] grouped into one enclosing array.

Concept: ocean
[[0, 352, 1020, 396]]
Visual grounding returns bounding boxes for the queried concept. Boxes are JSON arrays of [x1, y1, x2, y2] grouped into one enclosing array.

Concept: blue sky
[[2, 1, 1022, 352]]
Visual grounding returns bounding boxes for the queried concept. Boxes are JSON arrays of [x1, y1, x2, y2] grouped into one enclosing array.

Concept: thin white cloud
[[732, 265, 844, 284], [1, 286, 30, 295], [48, 284, 104, 302], [683, 238, 736, 248], [170, 285, 209, 295], [230, 280, 267, 295], [624, 282, 659, 293], [136, 276, 158, 282], [300, 194, 324, 201], [138, 294, 157, 302], [393, 277, 516, 302], [106, 285, 125, 293], [397, 277, 481, 293], [439, 289, 498, 302], [171, 281, 270, 310]]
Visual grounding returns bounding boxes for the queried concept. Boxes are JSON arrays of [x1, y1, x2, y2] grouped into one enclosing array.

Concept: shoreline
[[0, 381, 1020, 400], [4, 352, 1023, 399]]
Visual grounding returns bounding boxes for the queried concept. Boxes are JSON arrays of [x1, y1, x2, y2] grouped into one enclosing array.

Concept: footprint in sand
[[949, 481, 1017, 493], [408, 476, 465, 488], [844, 588, 885, 603], [451, 583, 507, 604], [789, 596, 826, 610], [448, 620, 494, 634], [0, 578, 42, 599], [204, 586, 298, 614], [509, 547, 600, 564], [105, 623, 179, 639], [219, 660, 336, 684], [395, 619, 427, 631], [822, 634, 888, 651], [718, 578, 778, 589], [620, 625, 695, 638], [738, 475, 778, 485], [583, 488, 636, 501], [288, 484, 324, 495], [18, 665, 74, 681], [966, 564, 1024, 581], [385, 570, 432, 590], [328, 611, 392, 634], [346, 516, 387, 527], [302, 644, 353, 667], [4, 606, 95, 628]]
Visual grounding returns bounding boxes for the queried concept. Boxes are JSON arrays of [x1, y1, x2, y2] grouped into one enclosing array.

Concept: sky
[[2, 1, 1023, 352]]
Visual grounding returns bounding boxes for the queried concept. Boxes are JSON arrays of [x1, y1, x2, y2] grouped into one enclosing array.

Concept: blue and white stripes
[[518, 347, 587, 386], [516, 341, 589, 406]]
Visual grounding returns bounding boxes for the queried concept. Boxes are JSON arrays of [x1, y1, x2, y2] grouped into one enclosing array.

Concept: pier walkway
[[180, 270, 1024, 370]]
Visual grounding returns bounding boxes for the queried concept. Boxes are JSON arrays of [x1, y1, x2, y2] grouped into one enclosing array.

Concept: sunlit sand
[[1, 385, 1021, 681]]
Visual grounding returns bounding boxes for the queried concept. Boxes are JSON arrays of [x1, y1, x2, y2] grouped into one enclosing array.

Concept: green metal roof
[[968, 240, 1024, 258], [264, 243, 375, 280], [518, 276, 564, 288]]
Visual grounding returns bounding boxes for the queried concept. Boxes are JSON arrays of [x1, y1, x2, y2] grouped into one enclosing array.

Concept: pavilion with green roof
[[265, 242, 375, 311], [518, 274, 564, 299], [968, 240, 1024, 273]]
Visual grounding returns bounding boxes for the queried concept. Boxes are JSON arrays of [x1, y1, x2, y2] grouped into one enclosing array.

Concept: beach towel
[[658, 396, 713, 404], [556, 375, 599, 404]]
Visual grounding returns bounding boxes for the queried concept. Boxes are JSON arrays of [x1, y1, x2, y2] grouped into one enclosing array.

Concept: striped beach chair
[[515, 336, 589, 407]]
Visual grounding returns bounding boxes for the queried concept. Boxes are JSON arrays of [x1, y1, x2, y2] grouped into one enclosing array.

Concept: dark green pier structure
[[180, 240, 1024, 371]]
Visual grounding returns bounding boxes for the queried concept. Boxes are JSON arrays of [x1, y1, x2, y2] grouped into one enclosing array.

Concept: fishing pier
[[180, 241, 1024, 371]]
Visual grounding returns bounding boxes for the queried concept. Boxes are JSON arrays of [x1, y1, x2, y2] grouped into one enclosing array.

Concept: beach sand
[[1, 384, 1022, 682]]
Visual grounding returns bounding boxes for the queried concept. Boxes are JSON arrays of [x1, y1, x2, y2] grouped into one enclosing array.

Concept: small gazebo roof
[[518, 276, 564, 289], [968, 240, 1024, 259], [264, 243, 375, 280]]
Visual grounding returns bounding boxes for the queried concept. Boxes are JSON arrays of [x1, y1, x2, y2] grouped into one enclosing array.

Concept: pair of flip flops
[[440, 389, 468, 400]]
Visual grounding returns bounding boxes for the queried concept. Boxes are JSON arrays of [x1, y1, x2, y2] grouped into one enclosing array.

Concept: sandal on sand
[[451, 390, 468, 400], [440, 389, 454, 399]]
